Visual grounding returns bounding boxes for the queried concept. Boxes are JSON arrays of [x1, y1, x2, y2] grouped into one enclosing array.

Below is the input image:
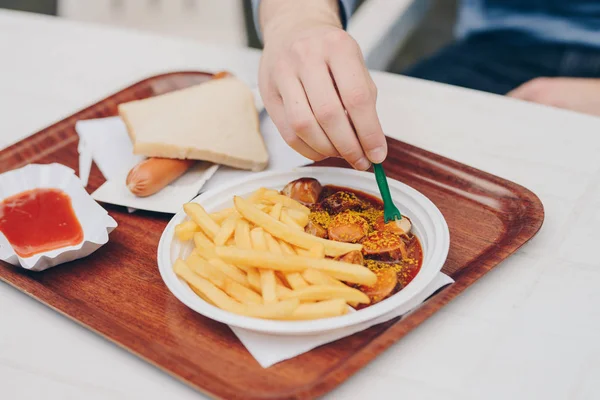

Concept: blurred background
[[0, 0, 457, 73]]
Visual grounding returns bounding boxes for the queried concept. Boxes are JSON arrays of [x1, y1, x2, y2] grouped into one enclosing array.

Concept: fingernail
[[356, 158, 371, 171], [368, 147, 387, 163]]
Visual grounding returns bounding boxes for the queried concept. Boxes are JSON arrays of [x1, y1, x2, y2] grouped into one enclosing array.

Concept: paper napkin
[[231, 273, 454, 368], [75, 117, 145, 184], [75, 117, 219, 214], [91, 159, 219, 215]]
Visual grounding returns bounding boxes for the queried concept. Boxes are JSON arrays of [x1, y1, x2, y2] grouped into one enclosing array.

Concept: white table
[[1, 9, 599, 400]]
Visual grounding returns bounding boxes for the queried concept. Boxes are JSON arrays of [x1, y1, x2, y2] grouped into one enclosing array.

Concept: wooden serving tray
[[0, 72, 544, 399]]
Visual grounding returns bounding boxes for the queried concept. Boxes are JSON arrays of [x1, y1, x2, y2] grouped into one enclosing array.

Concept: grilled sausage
[[320, 191, 363, 214], [359, 268, 398, 303], [361, 231, 408, 261], [327, 212, 369, 243], [304, 219, 328, 238], [374, 215, 412, 235], [334, 250, 364, 265], [126, 158, 196, 197], [282, 178, 323, 205]]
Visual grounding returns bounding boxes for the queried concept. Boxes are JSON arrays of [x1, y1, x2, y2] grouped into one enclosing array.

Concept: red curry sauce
[[0, 188, 83, 257], [313, 185, 423, 300]]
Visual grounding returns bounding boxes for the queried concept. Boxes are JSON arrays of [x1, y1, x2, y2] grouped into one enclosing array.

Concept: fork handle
[[373, 163, 394, 207]]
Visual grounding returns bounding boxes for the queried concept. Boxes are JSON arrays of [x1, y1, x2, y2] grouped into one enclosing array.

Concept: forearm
[[258, 0, 342, 43]]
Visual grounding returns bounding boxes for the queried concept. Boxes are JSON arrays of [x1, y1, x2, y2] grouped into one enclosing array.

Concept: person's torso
[[456, 0, 600, 48]]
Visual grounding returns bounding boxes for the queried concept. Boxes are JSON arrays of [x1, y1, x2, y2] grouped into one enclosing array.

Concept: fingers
[[259, 27, 386, 170], [261, 90, 327, 162], [276, 75, 340, 158], [506, 83, 533, 100], [327, 39, 387, 163], [507, 77, 551, 100], [299, 62, 371, 170]]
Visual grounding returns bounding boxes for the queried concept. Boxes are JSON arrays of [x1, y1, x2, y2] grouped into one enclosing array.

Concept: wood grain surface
[[0, 72, 544, 400]]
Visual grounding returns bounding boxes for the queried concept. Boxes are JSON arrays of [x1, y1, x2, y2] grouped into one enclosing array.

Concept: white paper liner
[[91, 162, 219, 214], [231, 272, 454, 368], [0, 163, 117, 271], [75, 117, 220, 214]]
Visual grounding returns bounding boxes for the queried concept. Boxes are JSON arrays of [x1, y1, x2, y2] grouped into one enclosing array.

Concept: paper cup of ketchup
[[0, 163, 117, 271]]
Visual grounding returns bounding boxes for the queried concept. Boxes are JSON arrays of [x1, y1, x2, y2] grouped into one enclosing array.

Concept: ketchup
[[0, 188, 83, 257]]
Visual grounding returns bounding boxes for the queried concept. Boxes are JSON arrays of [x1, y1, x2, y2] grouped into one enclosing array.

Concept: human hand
[[508, 77, 600, 117], [258, 0, 387, 170]]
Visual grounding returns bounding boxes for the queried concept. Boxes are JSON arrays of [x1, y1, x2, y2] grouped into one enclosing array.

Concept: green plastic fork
[[373, 163, 402, 223]]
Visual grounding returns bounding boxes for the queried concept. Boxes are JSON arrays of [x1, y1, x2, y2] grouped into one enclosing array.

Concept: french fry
[[250, 227, 268, 251], [248, 188, 279, 205], [296, 244, 325, 259], [256, 232, 301, 297], [264, 232, 282, 254], [244, 298, 300, 319], [185, 249, 201, 262], [280, 285, 370, 304], [280, 210, 304, 230], [302, 269, 348, 288], [174, 260, 245, 313], [280, 299, 348, 320], [178, 261, 300, 318], [184, 203, 220, 239], [186, 251, 211, 276], [285, 208, 310, 227], [174, 259, 212, 302], [309, 244, 326, 258], [223, 279, 263, 304], [275, 241, 309, 289], [234, 196, 361, 257], [195, 232, 251, 271], [190, 285, 215, 305], [234, 219, 252, 250], [274, 273, 287, 287], [175, 220, 198, 241], [247, 187, 268, 203], [303, 268, 357, 307], [215, 247, 377, 286], [246, 267, 262, 293], [226, 237, 236, 246], [250, 228, 277, 304], [208, 258, 249, 287], [284, 273, 309, 290], [186, 252, 227, 289], [194, 231, 214, 249], [295, 248, 310, 257], [276, 283, 293, 297], [263, 192, 310, 214], [209, 207, 235, 224], [195, 244, 218, 260], [278, 240, 296, 255], [260, 271, 277, 304], [214, 214, 238, 246], [255, 203, 272, 212], [269, 202, 283, 220], [254, 188, 280, 203]]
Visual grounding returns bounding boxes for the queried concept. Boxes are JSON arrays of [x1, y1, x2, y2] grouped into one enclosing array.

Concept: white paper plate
[[157, 167, 449, 335], [0, 163, 117, 271]]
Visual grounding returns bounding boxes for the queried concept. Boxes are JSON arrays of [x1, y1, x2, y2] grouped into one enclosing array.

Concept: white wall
[[58, 0, 247, 46]]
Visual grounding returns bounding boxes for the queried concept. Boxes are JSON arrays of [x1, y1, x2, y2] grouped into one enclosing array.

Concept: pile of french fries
[[172, 187, 378, 320]]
